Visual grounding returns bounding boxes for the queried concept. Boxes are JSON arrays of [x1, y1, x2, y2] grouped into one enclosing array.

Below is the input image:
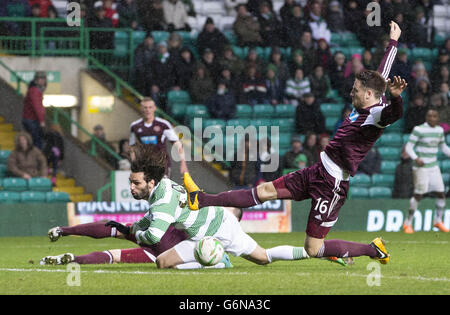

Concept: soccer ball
[[194, 236, 225, 266]]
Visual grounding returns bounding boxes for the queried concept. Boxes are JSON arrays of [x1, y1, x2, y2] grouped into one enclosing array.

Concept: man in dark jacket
[[88, 6, 114, 50], [206, 82, 236, 120], [150, 41, 177, 96], [295, 93, 325, 134], [22, 71, 46, 149], [133, 34, 157, 96], [196, 17, 229, 57], [392, 146, 414, 199]]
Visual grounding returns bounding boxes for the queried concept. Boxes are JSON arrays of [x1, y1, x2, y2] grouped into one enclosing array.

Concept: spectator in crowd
[[23, 3, 42, 37], [404, 94, 429, 133], [196, 17, 229, 57], [281, 135, 306, 170], [308, 65, 331, 103], [244, 48, 267, 76], [268, 46, 290, 84], [28, 0, 52, 17], [308, 1, 331, 44], [0, 0, 30, 36], [344, 53, 364, 79], [43, 123, 64, 185], [407, 6, 431, 47], [101, 0, 119, 27], [167, 32, 183, 61], [372, 35, 390, 68], [440, 82, 450, 107], [392, 12, 408, 43], [357, 147, 381, 176], [334, 106, 352, 134], [88, 5, 114, 50], [219, 46, 245, 78], [295, 92, 325, 135], [413, 76, 432, 105], [328, 51, 346, 92], [294, 31, 315, 75], [150, 41, 177, 98], [117, 138, 131, 170], [289, 49, 306, 76], [117, 0, 139, 29], [285, 68, 311, 107], [343, 0, 363, 34], [317, 133, 330, 153], [279, 0, 296, 24], [22, 71, 46, 150], [85, 124, 116, 167], [206, 81, 237, 120], [133, 33, 157, 96], [162, 0, 190, 32], [233, 4, 263, 47], [239, 65, 267, 105], [229, 135, 260, 189], [181, 0, 196, 17], [264, 64, 284, 105], [247, 0, 273, 16], [175, 47, 196, 91], [341, 56, 364, 103], [283, 4, 310, 48], [431, 48, 449, 76], [362, 49, 376, 71], [137, 0, 166, 31], [316, 38, 333, 71], [326, 0, 345, 33], [392, 146, 414, 199], [224, 0, 247, 16], [257, 1, 282, 47], [357, 5, 384, 48], [303, 131, 319, 166], [8, 132, 48, 179], [218, 67, 239, 95], [189, 64, 215, 104], [391, 49, 412, 84], [199, 48, 221, 83], [430, 94, 450, 133], [431, 65, 449, 93]]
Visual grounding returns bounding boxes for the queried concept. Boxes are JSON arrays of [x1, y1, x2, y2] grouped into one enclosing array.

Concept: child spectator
[[43, 123, 64, 185]]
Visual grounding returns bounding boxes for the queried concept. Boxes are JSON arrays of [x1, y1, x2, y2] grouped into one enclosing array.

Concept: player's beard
[[131, 189, 149, 200]]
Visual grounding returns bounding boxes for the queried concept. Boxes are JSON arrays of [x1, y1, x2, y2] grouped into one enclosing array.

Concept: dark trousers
[[22, 119, 43, 150]]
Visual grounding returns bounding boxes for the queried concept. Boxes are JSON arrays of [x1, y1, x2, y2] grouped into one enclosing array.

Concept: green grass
[[0, 232, 449, 295]]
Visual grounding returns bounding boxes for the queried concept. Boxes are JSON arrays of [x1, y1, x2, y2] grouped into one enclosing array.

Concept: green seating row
[[0, 177, 52, 192], [350, 186, 392, 199], [351, 173, 395, 188], [0, 191, 70, 203]]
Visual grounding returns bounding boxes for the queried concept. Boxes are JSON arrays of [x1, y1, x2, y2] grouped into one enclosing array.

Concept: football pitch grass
[[0, 231, 449, 295]]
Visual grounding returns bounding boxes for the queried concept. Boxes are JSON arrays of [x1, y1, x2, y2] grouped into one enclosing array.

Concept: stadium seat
[[185, 105, 210, 121], [440, 160, 450, 173], [274, 104, 296, 118], [28, 177, 52, 192], [236, 104, 253, 118], [377, 133, 403, 147], [372, 174, 395, 188], [114, 31, 129, 57], [272, 118, 295, 132], [253, 104, 274, 118], [411, 48, 433, 61], [151, 31, 170, 44], [20, 191, 47, 203], [226, 119, 251, 128], [0, 191, 21, 203], [378, 147, 401, 160], [320, 103, 344, 117], [369, 187, 392, 199], [350, 173, 372, 188], [232, 46, 248, 60], [2, 177, 28, 192], [325, 117, 338, 131], [131, 31, 146, 49], [223, 30, 237, 45], [0, 150, 10, 164], [249, 118, 272, 129], [167, 90, 191, 107], [350, 187, 369, 199], [46, 191, 71, 203], [272, 133, 292, 150], [0, 164, 6, 178], [380, 161, 397, 175], [170, 103, 186, 119], [203, 119, 227, 132], [385, 119, 404, 133]]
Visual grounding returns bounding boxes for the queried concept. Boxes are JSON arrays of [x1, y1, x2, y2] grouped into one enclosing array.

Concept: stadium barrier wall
[[0, 203, 68, 237], [292, 199, 450, 233]]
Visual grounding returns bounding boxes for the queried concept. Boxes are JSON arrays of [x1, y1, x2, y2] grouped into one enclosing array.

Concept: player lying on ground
[[403, 108, 450, 233], [184, 21, 407, 265], [40, 208, 242, 267]]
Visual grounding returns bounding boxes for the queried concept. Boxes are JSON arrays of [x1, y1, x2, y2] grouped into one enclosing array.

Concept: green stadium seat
[[226, 119, 251, 128], [253, 104, 274, 118], [411, 48, 433, 62], [378, 147, 401, 160], [350, 187, 369, 199], [223, 31, 237, 45], [369, 187, 392, 199], [0, 191, 21, 203], [185, 105, 210, 120], [320, 103, 345, 117], [272, 118, 295, 132], [249, 118, 271, 128], [224, 133, 245, 151], [114, 31, 129, 57], [0, 150, 10, 164], [380, 161, 397, 175], [350, 174, 372, 188], [167, 90, 191, 107], [20, 191, 47, 203], [151, 31, 170, 43], [232, 46, 248, 59], [2, 177, 28, 192], [377, 133, 403, 147], [28, 177, 52, 192], [372, 174, 395, 188], [175, 31, 193, 45], [385, 119, 404, 133], [203, 119, 227, 132], [170, 103, 186, 119], [348, 46, 364, 56], [440, 160, 450, 173], [236, 104, 253, 118], [325, 117, 338, 130], [272, 133, 292, 149], [46, 191, 71, 203], [0, 164, 6, 178], [330, 33, 341, 44]]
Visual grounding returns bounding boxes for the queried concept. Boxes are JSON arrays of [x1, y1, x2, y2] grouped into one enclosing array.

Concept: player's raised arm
[[378, 76, 408, 126], [377, 21, 401, 80]]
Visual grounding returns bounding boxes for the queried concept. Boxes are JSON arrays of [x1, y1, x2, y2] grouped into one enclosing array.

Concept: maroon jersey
[[324, 39, 402, 176], [129, 117, 178, 149]]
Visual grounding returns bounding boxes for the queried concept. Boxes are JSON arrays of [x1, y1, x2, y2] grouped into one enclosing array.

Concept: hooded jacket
[[8, 132, 48, 178]]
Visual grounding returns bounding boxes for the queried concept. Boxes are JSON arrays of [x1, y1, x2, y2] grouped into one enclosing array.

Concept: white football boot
[[48, 227, 63, 242], [40, 253, 75, 266]]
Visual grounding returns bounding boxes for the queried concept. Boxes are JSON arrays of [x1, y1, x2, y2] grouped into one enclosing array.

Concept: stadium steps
[[0, 117, 16, 151], [53, 175, 93, 202]]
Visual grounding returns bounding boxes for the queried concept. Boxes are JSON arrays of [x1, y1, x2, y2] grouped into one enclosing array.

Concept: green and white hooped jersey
[[407, 123, 445, 168], [132, 178, 225, 245]]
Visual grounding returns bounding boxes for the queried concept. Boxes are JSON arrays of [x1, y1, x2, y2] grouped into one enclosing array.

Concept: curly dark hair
[[355, 70, 387, 99], [130, 143, 167, 184]]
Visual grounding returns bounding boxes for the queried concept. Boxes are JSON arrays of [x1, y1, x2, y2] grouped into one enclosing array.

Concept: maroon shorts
[[123, 225, 188, 263], [273, 162, 349, 239]]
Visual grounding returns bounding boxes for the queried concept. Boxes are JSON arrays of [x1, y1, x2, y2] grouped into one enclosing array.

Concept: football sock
[[266, 246, 309, 263], [198, 188, 262, 208], [434, 199, 446, 223], [317, 240, 377, 258], [61, 221, 115, 239], [405, 197, 419, 225], [74, 251, 112, 264]]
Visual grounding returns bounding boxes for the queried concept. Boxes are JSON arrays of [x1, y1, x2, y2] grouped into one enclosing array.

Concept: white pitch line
[[295, 272, 450, 283]]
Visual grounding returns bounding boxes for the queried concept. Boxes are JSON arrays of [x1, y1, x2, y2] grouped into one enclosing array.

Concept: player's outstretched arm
[[378, 76, 407, 126], [387, 75, 407, 98], [377, 21, 401, 79]]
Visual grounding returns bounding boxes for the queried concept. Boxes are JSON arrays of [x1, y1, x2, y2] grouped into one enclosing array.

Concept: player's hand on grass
[[387, 76, 407, 98], [389, 21, 401, 41], [105, 221, 130, 235]]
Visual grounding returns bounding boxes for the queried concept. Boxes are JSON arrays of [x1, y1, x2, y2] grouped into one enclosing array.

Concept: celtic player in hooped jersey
[[105, 144, 331, 269]]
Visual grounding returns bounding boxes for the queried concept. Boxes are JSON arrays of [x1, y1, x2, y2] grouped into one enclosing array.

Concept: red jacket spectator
[[28, 0, 52, 17], [23, 79, 45, 124]]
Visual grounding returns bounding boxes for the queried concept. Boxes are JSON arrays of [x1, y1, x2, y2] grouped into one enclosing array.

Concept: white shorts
[[174, 210, 258, 263], [413, 166, 445, 195]]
